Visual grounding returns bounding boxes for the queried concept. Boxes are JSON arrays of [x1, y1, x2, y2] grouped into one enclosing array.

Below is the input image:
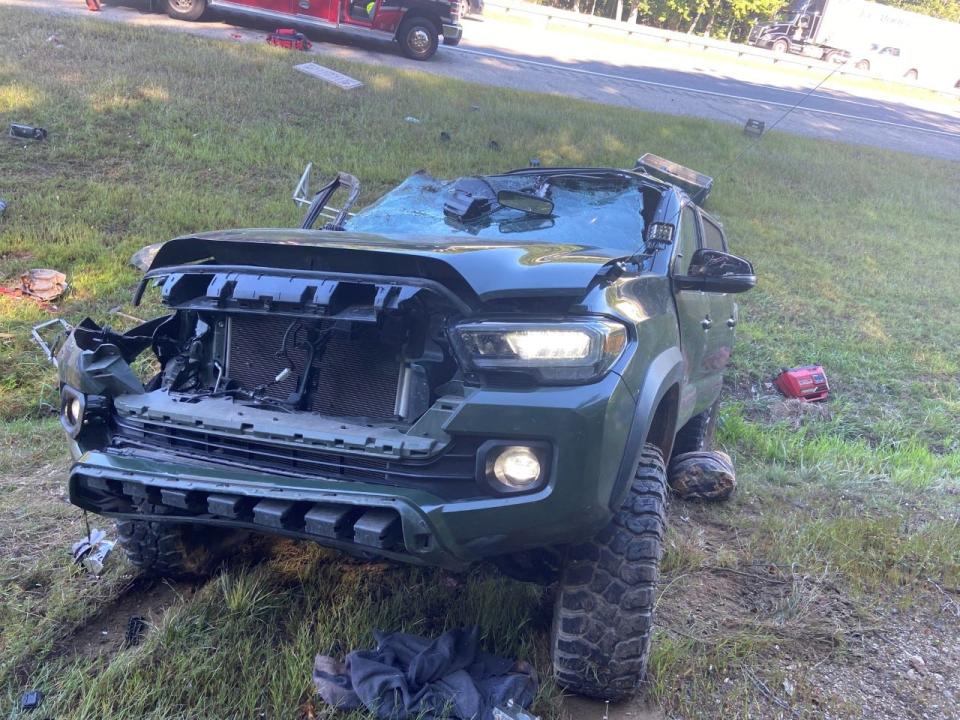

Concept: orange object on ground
[[85, 0, 101, 11]]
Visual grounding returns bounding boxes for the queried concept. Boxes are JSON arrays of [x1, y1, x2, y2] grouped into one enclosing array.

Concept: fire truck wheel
[[398, 17, 439, 60], [165, 0, 206, 21]]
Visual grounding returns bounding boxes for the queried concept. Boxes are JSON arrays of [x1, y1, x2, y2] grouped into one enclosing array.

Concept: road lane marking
[[451, 46, 960, 139]]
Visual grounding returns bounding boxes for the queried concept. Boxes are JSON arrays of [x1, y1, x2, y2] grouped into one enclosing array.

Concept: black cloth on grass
[[313, 626, 537, 720]]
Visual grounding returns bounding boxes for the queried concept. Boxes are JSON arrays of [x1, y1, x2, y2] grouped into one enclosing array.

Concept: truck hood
[[146, 229, 626, 304]]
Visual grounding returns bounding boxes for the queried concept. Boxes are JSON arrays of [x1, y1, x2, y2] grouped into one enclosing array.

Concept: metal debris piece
[[71, 528, 116, 575], [668, 450, 736, 501], [20, 268, 67, 301], [493, 699, 539, 720], [130, 242, 163, 272], [125, 615, 148, 647], [293, 62, 363, 89], [9, 123, 47, 141], [20, 690, 43, 711]]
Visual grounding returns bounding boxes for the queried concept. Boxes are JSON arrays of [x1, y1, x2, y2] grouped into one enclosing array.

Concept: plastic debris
[[0, 198, 7, 216], [440, 131, 451, 142], [488, 140, 501, 151], [9, 123, 47, 141], [294, 62, 362, 89], [405, 116, 421, 124], [20, 268, 68, 301], [71, 528, 116, 575], [528, 158, 540, 168], [124, 615, 148, 647], [130, 242, 163, 272], [470, 104, 480, 111], [20, 690, 43, 711]]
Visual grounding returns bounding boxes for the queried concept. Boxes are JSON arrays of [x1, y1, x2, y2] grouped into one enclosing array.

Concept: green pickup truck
[[39, 155, 754, 700]]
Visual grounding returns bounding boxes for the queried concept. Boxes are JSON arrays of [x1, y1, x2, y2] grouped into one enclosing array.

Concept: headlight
[[60, 385, 86, 437], [452, 319, 627, 384]]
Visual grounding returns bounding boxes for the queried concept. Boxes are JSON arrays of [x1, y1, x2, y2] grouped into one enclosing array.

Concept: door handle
[[727, 318, 737, 328], [701, 316, 713, 330]]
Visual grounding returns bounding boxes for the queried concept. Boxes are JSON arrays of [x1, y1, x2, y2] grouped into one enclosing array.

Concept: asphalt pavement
[[3, 0, 958, 161]]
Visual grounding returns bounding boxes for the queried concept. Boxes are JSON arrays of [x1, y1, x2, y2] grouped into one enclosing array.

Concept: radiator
[[226, 315, 402, 418]]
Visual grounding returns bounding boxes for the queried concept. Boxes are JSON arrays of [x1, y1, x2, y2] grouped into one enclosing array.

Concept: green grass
[[1, 5, 958, 719]]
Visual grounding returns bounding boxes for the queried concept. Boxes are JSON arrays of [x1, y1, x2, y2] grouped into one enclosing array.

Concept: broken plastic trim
[[133, 264, 475, 315], [294, 165, 361, 230]]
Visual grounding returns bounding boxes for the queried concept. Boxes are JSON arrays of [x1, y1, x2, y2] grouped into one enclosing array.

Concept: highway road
[[3, 0, 959, 159]]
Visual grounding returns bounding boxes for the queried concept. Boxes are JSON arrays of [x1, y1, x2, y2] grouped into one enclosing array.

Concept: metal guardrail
[[484, 0, 960, 98]]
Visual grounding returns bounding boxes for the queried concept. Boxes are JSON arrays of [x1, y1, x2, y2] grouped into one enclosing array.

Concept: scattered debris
[[9, 123, 48, 141], [46, 34, 64, 47], [71, 528, 116, 575], [493, 699, 540, 720], [110, 306, 146, 324], [267, 28, 312, 51], [85, 0, 101, 10], [440, 131, 451, 142], [744, 118, 765, 137], [124, 615, 148, 648], [230, 32, 244, 40], [470, 104, 480, 111], [405, 116, 421, 123], [20, 690, 43, 712], [19, 268, 68, 301], [488, 139, 501, 151], [774, 364, 829, 402], [313, 627, 537, 720], [668, 450, 736, 500], [0, 198, 7, 216], [294, 62, 363, 89], [528, 158, 540, 167], [129, 242, 163, 272], [783, 677, 796, 697]]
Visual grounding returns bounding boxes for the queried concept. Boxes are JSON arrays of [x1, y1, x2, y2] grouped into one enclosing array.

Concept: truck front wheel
[[165, 0, 206, 21], [771, 38, 789, 53], [550, 444, 667, 700], [117, 501, 245, 578], [398, 17, 439, 60]]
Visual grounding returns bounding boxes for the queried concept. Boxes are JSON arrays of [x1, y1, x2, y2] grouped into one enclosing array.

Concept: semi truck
[[748, 0, 960, 87]]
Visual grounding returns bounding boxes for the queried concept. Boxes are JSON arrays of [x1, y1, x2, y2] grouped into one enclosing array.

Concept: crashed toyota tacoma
[[40, 155, 755, 700]]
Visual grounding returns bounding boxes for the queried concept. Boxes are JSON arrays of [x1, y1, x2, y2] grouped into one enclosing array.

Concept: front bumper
[[68, 374, 638, 568]]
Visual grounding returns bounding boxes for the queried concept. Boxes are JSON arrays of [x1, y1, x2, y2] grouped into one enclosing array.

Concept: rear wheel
[[398, 17, 439, 60], [551, 445, 667, 700], [165, 0, 205, 21], [117, 501, 245, 578]]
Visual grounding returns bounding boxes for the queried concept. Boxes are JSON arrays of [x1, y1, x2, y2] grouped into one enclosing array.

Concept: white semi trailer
[[748, 0, 960, 87]]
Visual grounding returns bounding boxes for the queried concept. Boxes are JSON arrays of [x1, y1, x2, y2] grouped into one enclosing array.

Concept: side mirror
[[675, 248, 756, 294]]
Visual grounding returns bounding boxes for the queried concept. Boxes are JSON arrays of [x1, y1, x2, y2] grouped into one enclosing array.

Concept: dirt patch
[[54, 577, 193, 663], [654, 505, 960, 719]]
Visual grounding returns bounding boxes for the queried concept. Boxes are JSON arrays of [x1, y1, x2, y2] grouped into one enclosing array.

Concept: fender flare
[[609, 346, 684, 510]]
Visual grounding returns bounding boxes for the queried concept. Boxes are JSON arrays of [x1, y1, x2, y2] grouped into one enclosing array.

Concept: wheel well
[[400, 10, 440, 31], [647, 384, 679, 462]]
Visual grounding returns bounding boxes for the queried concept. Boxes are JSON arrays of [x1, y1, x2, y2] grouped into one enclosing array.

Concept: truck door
[[699, 211, 736, 387], [672, 205, 713, 416], [294, 0, 339, 25]]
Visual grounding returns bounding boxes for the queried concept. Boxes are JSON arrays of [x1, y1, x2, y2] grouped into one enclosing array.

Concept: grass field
[[1, 6, 958, 719]]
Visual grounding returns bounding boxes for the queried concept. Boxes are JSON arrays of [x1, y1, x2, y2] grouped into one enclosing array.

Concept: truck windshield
[[346, 171, 663, 253]]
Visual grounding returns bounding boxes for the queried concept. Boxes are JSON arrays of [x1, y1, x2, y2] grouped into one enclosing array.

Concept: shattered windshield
[[347, 171, 661, 253]]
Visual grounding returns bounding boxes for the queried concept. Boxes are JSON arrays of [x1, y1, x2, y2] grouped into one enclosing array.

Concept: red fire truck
[[158, 0, 463, 60]]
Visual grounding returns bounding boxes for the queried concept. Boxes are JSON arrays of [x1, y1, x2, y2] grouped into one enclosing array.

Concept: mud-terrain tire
[[551, 444, 667, 700], [672, 398, 719, 456], [668, 450, 736, 501], [117, 502, 244, 578]]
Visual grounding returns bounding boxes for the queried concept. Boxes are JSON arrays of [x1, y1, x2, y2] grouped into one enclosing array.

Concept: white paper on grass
[[294, 62, 363, 90]]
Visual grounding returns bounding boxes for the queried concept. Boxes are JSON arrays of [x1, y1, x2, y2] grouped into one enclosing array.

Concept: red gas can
[[774, 365, 829, 402]]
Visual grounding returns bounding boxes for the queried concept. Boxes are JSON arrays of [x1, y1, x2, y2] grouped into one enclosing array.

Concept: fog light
[[66, 397, 83, 425], [493, 446, 542, 488]]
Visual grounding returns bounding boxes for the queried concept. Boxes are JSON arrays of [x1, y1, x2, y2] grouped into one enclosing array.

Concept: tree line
[[528, 0, 959, 43]]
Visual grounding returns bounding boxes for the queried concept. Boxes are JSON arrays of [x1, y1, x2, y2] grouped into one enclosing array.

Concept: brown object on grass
[[668, 450, 736, 500]]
